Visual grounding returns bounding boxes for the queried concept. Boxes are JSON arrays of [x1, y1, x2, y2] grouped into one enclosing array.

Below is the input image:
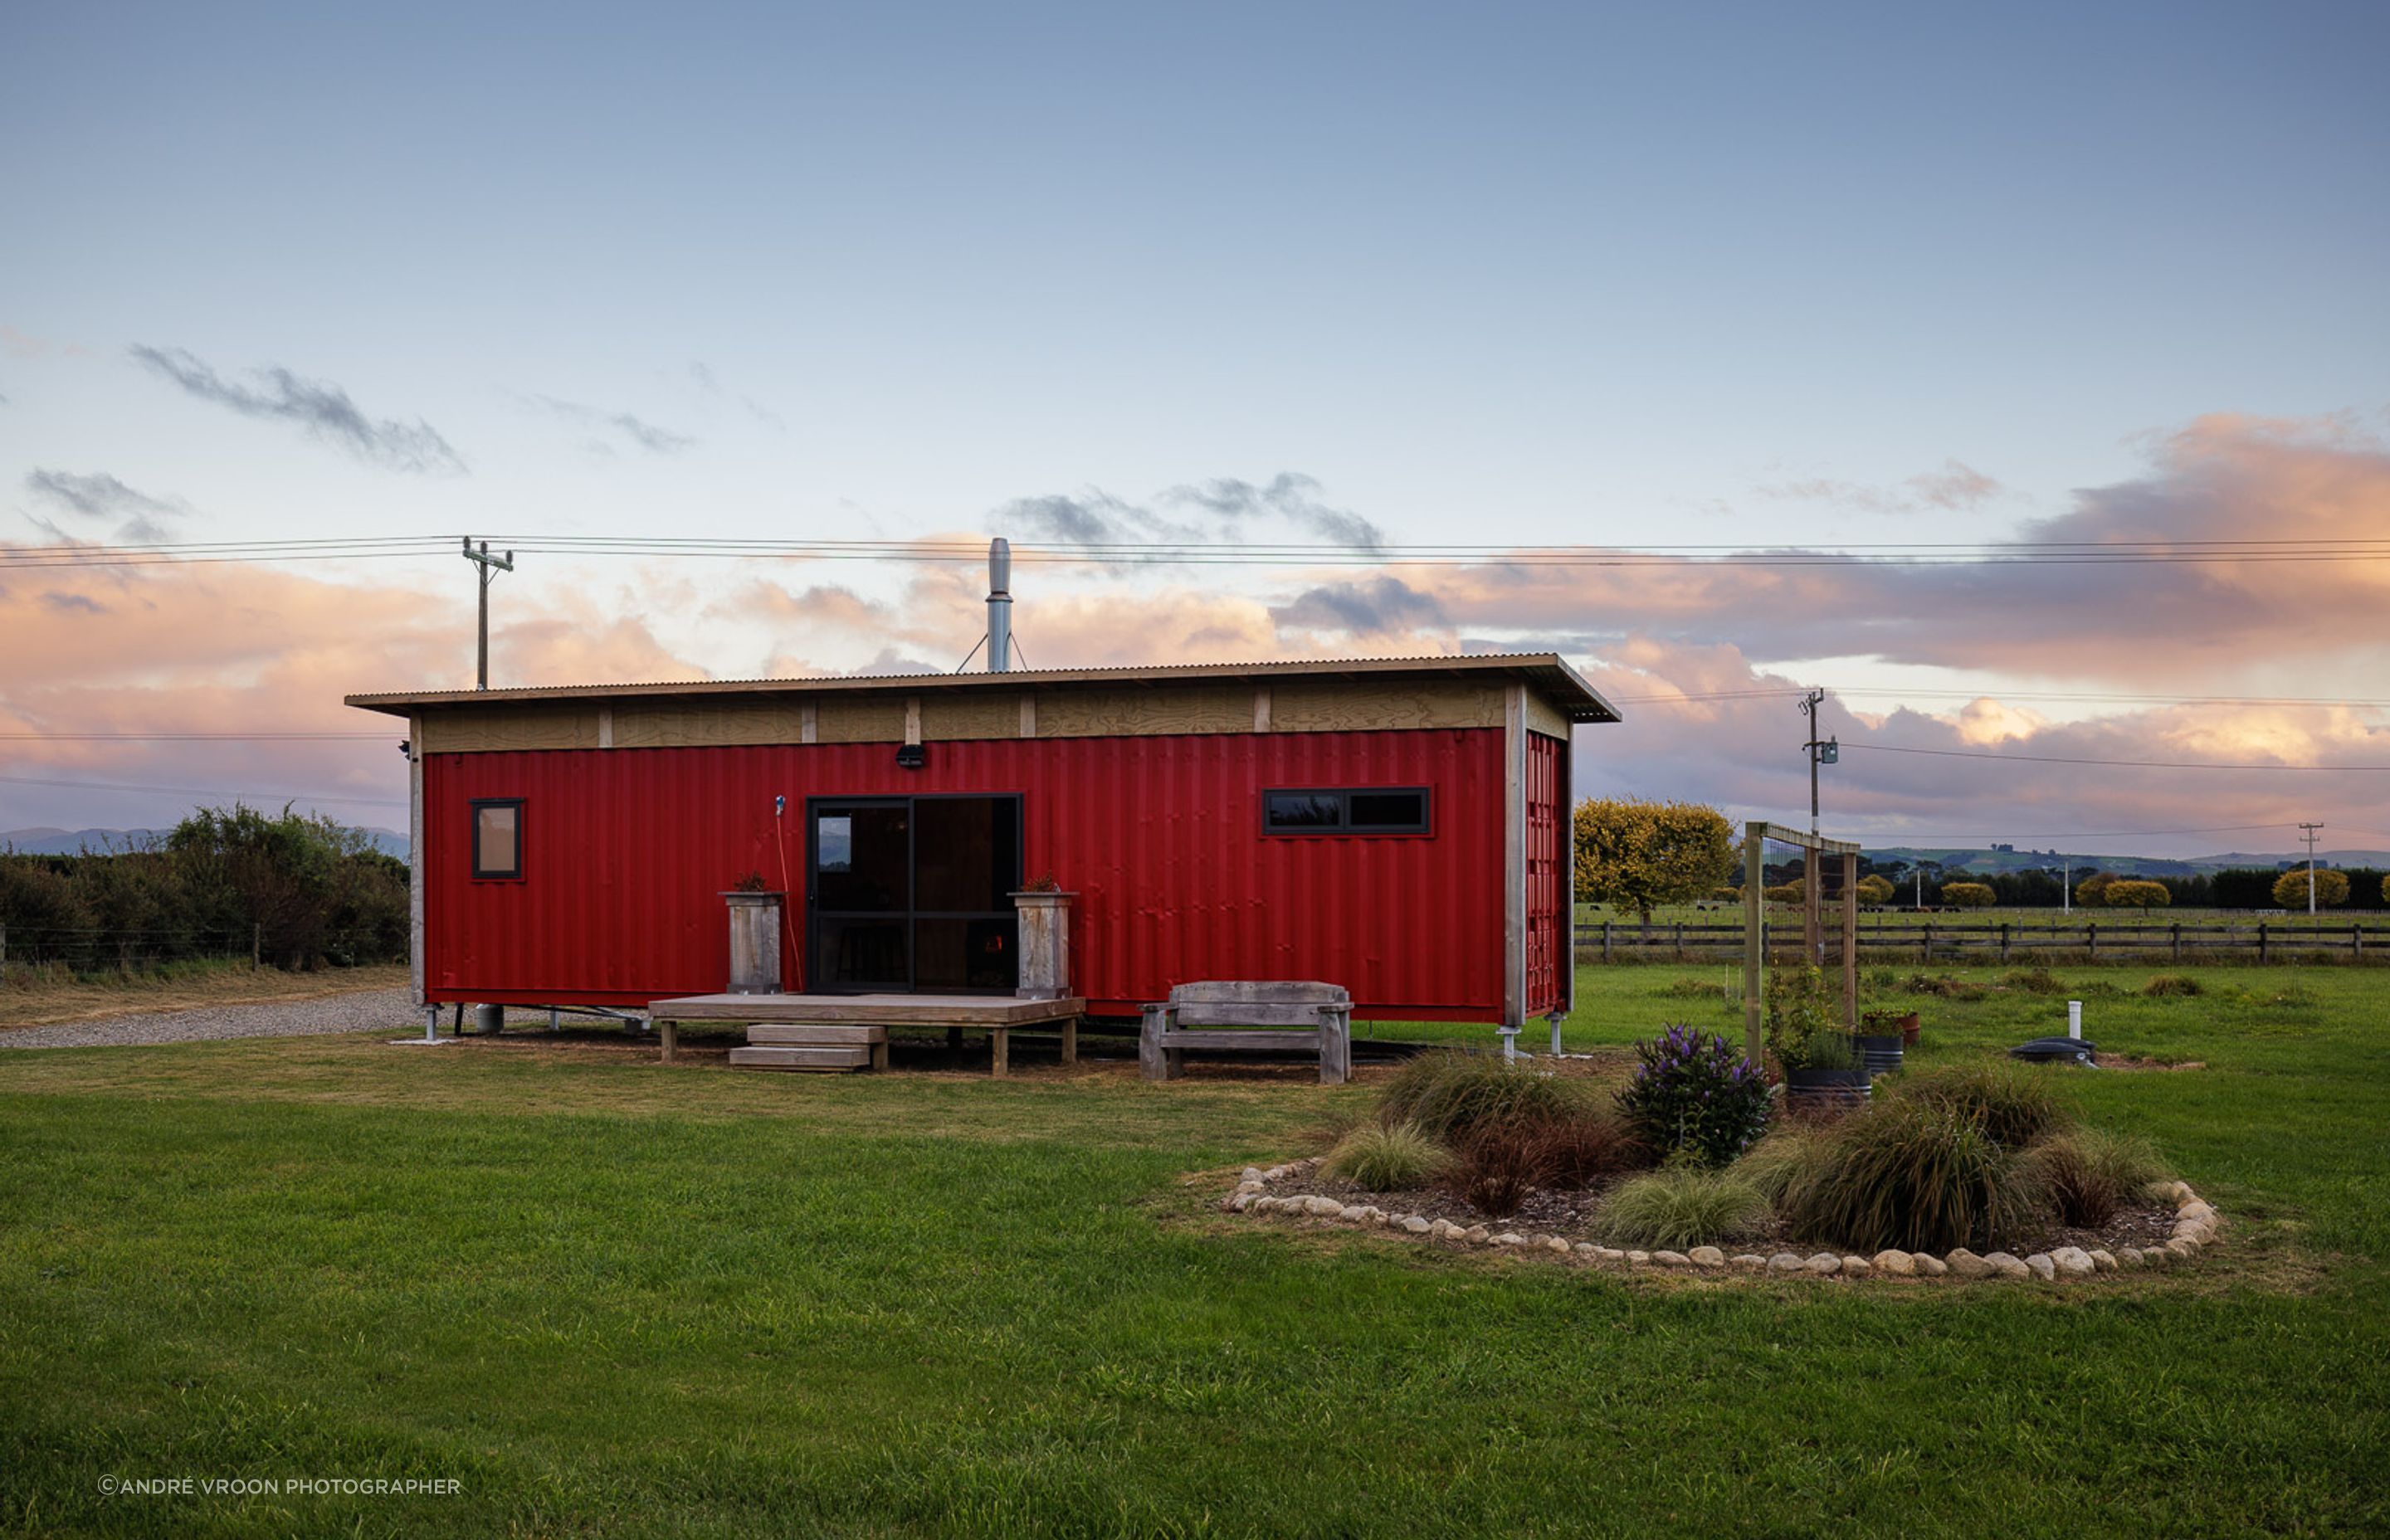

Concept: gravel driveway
[[0, 987, 419, 1050]]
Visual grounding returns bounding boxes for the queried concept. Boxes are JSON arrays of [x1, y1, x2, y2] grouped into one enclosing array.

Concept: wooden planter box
[[723, 892, 783, 994], [1012, 890, 1076, 1000]]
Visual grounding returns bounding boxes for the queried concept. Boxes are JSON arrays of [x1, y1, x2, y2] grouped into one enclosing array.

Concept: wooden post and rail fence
[[1581, 914, 2385, 965]]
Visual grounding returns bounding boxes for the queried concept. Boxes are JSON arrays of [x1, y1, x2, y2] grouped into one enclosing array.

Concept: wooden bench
[[1139, 981, 1353, 1085]]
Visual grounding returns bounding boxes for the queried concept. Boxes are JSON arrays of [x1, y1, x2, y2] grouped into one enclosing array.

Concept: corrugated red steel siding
[[422, 728, 1506, 1019], [1523, 730, 1566, 1017]]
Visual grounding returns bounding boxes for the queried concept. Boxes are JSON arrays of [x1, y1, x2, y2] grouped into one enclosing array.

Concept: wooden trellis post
[[1742, 820, 1861, 1065], [1743, 826, 1764, 1064], [1841, 850, 1859, 1030]]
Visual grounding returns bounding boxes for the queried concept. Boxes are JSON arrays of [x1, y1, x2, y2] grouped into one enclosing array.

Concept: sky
[[3, 2, 2388, 858]]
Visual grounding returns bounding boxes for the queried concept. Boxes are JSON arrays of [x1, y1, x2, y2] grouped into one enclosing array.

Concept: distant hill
[[2, 826, 410, 858], [1864, 845, 2390, 877]]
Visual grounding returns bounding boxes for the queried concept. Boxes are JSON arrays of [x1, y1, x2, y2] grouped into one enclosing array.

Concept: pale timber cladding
[[357, 655, 1612, 1026], [412, 678, 1524, 754]]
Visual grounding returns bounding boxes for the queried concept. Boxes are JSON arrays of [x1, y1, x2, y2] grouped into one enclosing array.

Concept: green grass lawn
[[2, 964, 2385, 1538]]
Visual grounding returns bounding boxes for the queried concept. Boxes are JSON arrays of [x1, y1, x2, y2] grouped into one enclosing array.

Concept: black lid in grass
[[2011, 1036, 2099, 1065]]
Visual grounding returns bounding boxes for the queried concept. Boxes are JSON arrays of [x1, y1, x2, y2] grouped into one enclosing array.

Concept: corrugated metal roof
[[349, 652, 1622, 723]]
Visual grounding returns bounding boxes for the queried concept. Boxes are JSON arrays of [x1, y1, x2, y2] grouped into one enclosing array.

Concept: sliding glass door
[[807, 796, 1022, 993]]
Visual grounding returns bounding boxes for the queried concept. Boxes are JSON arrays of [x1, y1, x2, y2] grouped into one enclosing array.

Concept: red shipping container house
[[346, 654, 1617, 1029]]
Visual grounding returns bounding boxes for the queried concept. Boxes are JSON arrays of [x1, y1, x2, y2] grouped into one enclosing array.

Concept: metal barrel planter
[[1854, 1033, 1905, 1076], [1784, 1065, 1872, 1107]]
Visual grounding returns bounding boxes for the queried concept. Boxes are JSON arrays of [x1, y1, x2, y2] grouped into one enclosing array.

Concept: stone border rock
[[1222, 1164, 2222, 1284]]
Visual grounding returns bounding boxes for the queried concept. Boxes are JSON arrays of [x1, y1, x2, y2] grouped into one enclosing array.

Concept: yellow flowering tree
[[2102, 879, 2173, 909], [1572, 798, 1736, 923], [2272, 868, 2349, 909], [1940, 881, 1996, 909]]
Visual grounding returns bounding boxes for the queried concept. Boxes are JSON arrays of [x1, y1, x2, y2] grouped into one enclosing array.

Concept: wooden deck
[[648, 993, 1085, 1076]]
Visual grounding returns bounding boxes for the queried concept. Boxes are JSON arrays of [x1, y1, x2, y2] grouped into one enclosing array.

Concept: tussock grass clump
[[2143, 974, 2202, 998], [2001, 967, 2068, 995], [1319, 1121, 1454, 1192], [1595, 1168, 1769, 1250], [1440, 1124, 1540, 1217], [1516, 1112, 1651, 1189], [1779, 1099, 2033, 1254], [1375, 1051, 1593, 1141], [1729, 1125, 1832, 1206], [1895, 1060, 2075, 1148], [2018, 1128, 2169, 1227], [1432, 1111, 1646, 1215], [1658, 978, 1727, 1000]]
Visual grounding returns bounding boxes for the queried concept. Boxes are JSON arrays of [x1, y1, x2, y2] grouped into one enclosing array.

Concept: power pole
[[2300, 822, 2324, 914], [461, 537, 515, 690], [1799, 690, 1836, 964]]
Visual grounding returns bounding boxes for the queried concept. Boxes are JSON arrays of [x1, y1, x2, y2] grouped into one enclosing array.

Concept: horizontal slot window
[[1263, 787, 1431, 836]]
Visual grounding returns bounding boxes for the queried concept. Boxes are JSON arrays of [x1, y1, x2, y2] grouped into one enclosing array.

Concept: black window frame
[[470, 797, 526, 880], [1261, 785, 1432, 836]]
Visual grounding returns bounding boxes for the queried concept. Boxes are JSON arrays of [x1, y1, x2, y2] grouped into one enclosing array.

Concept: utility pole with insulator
[[461, 537, 515, 690], [2300, 821, 2324, 914], [1799, 689, 1836, 964]]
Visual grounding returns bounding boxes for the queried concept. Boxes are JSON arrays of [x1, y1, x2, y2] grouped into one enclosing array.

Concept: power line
[[490, 535, 2390, 568], [1842, 743, 2390, 772], [1830, 687, 2390, 710], [0, 732, 388, 742], [0, 536, 456, 570], [0, 772, 405, 808], [1610, 685, 2390, 710], [13, 532, 2390, 571]]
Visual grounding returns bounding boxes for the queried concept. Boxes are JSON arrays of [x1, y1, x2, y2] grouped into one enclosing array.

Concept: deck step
[[745, 1024, 887, 1046], [727, 1045, 871, 1072]]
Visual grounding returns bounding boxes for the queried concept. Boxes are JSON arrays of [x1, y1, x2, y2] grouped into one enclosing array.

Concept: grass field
[[2, 963, 2384, 1537]]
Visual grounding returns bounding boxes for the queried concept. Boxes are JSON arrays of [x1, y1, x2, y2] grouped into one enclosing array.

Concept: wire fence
[[0, 923, 405, 975]]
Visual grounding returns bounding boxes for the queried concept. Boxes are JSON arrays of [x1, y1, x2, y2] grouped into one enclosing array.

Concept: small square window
[[472, 799, 523, 879]]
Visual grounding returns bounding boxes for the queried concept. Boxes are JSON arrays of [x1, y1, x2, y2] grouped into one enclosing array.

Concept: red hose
[[774, 803, 804, 992]]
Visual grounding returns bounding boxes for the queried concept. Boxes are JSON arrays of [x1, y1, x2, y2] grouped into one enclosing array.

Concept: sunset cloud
[[519, 392, 695, 456], [24, 469, 191, 542], [3, 412, 2385, 850], [992, 470, 1387, 553], [1760, 458, 2006, 514], [129, 346, 466, 474], [1276, 415, 2390, 688]]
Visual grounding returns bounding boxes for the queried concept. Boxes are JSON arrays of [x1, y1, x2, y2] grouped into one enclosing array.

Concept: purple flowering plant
[[1615, 1024, 1772, 1167]]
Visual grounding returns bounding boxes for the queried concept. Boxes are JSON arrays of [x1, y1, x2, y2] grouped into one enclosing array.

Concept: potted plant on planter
[[1856, 1009, 1910, 1075], [721, 870, 783, 995], [1865, 1005, 1923, 1049], [1767, 964, 1870, 1104], [1780, 1021, 1869, 1104]]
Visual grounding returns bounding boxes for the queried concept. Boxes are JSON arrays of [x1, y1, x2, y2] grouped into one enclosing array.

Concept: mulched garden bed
[[1251, 1159, 2180, 1258]]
